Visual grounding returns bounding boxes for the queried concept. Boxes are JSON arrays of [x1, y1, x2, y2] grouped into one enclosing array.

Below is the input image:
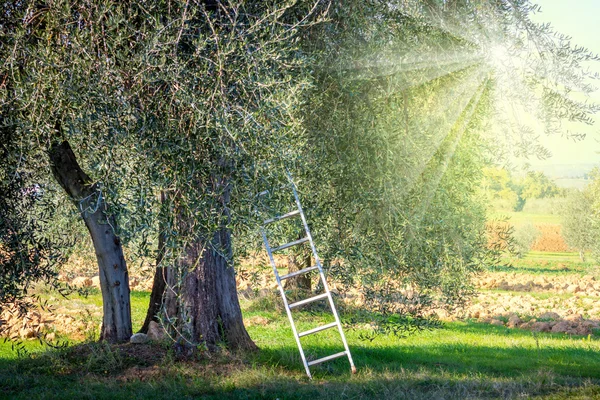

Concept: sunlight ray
[[363, 61, 486, 96], [396, 67, 490, 196], [413, 76, 490, 219]]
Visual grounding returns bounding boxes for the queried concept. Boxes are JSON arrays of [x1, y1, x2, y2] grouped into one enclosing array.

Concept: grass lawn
[[1, 290, 600, 399], [490, 251, 598, 277]]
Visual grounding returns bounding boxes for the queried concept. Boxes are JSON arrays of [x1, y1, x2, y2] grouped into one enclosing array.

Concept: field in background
[[488, 198, 577, 253], [555, 178, 589, 190], [525, 251, 583, 263]]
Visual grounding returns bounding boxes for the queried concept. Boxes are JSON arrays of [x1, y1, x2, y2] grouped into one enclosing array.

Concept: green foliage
[[0, 116, 73, 313], [291, 1, 506, 332], [2, 0, 599, 342], [511, 223, 540, 258], [481, 168, 564, 212], [521, 171, 562, 200], [561, 190, 594, 261], [560, 168, 600, 262]]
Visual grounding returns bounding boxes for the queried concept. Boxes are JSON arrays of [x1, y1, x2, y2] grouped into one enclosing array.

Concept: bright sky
[[528, 0, 600, 167]]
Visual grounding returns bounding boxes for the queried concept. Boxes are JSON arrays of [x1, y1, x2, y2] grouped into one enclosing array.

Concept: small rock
[[71, 276, 92, 288], [565, 314, 583, 322], [519, 321, 533, 330], [531, 322, 552, 332], [91, 276, 101, 289], [490, 319, 504, 326], [551, 321, 571, 334], [130, 333, 149, 344], [507, 314, 521, 328], [147, 321, 166, 341], [19, 327, 36, 339], [539, 312, 560, 321], [130, 277, 140, 289], [583, 320, 600, 329], [574, 324, 591, 336], [566, 285, 579, 294]]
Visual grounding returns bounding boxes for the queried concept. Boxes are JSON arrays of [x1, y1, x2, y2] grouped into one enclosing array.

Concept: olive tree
[[1, 0, 325, 347]]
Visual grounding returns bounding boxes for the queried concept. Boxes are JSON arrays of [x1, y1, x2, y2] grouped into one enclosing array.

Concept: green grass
[[525, 251, 582, 262], [488, 251, 598, 277], [1, 291, 600, 399]]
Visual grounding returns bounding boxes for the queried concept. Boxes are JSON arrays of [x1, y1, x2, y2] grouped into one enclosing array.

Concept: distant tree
[[521, 171, 561, 200], [481, 167, 521, 211], [512, 223, 539, 258], [562, 190, 595, 262]]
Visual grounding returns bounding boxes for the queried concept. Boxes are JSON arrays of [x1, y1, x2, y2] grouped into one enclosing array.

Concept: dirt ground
[[3, 254, 600, 341]]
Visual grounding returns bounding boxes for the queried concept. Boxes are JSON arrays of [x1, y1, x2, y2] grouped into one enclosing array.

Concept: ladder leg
[[258, 173, 356, 376], [287, 175, 357, 374], [261, 228, 312, 379]]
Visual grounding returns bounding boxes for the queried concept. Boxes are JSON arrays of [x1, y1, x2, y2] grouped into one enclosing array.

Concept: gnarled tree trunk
[[162, 176, 256, 351], [49, 139, 132, 343]]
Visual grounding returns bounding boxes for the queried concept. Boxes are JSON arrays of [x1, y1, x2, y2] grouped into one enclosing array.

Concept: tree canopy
[[1, 0, 599, 344]]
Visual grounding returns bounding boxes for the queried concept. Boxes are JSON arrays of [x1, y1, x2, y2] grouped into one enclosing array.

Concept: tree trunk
[[139, 191, 168, 334], [49, 139, 132, 343], [285, 253, 312, 291], [163, 176, 256, 351], [579, 250, 586, 263], [138, 250, 167, 333]]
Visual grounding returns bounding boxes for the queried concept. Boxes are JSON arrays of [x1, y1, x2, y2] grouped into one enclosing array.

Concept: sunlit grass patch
[[490, 253, 594, 276]]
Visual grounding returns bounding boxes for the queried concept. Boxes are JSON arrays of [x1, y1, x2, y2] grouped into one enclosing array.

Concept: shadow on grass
[[1, 323, 599, 399], [254, 322, 600, 379]]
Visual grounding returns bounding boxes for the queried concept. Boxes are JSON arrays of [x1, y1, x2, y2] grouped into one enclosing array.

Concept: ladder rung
[[272, 237, 309, 252], [281, 265, 318, 280], [307, 351, 347, 367], [299, 322, 338, 337], [288, 292, 329, 309], [264, 209, 301, 225]]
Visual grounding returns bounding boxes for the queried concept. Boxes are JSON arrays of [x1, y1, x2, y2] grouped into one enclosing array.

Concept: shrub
[[512, 223, 540, 258]]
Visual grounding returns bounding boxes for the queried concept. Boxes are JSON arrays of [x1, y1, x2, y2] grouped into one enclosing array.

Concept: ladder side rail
[[288, 180, 357, 374], [260, 227, 313, 379]]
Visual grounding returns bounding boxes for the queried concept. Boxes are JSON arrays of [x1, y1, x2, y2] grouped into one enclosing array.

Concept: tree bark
[[138, 248, 167, 333], [49, 139, 132, 343], [285, 253, 312, 291], [139, 192, 168, 334], [163, 176, 256, 351]]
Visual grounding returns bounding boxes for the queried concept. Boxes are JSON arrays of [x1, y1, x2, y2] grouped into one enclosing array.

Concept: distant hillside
[[529, 163, 597, 179], [554, 178, 589, 189]]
